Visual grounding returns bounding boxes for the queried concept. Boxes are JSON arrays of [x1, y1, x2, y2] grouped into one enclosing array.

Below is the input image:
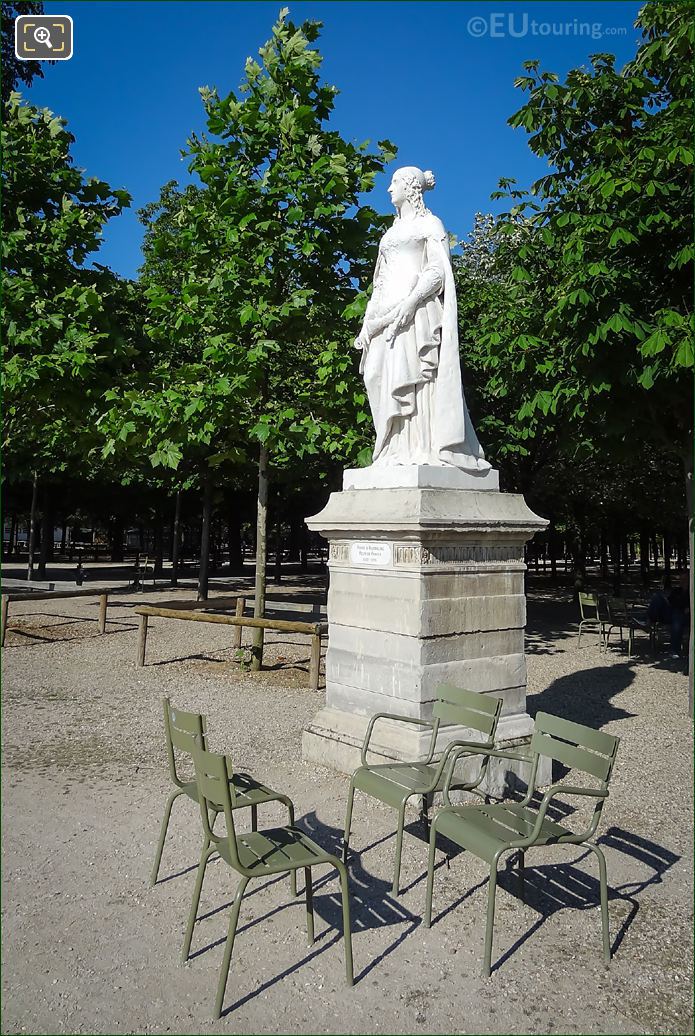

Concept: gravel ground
[[1, 577, 692, 1035]]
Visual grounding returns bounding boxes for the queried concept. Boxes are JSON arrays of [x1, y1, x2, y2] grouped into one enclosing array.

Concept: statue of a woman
[[355, 166, 490, 472]]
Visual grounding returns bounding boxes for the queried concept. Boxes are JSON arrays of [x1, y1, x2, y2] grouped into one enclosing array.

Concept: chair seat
[[218, 826, 331, 875], [229, 769, 288, 808], [353, 762, 440, 809], [180, 772, 286, 809], [435, 802, 574, 864]]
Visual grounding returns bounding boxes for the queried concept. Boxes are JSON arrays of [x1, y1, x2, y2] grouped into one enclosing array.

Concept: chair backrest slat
[[530, 732, 611, 781], [579, 592, 598, 619], [432, 685, 501, 737], [192, 744, 240, 866], [163, 698, 207, 786], [531, 711, 619, 783], [535, 711, 617, 756], [607, 596, 629, 620]]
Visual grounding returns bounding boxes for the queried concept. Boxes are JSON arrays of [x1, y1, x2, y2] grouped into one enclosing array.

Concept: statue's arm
[[384, 229, 447, 341], [355, 253, 383, 350]]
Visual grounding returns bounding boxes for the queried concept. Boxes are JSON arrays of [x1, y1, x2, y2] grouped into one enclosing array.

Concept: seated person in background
[[668, 573, 690, 657], [647, 576, 672, 625]]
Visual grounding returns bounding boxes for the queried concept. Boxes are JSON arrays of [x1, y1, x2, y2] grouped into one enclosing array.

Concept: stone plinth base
[[343, 464, 499, 492], [304, 482, 550, 789], [302, 706, 543, 796]]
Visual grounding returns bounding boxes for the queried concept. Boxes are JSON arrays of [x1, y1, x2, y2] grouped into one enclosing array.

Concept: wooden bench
[[134, 598, 327, 690], [2, 587, 117, 646]]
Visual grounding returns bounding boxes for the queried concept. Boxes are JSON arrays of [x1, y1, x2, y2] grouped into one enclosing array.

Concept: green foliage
[[102, 11, 394, 482], [1, 1, 48, 103], [469, 0, 693, 472], [1, 94, 132, 477]]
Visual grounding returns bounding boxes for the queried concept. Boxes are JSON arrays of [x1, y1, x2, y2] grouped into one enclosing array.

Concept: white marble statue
[[355, 166, 490, 472]]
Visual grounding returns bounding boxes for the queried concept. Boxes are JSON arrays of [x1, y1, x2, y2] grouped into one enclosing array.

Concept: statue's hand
[[354, 329, 369, 350], [386, 297, 417, 341]]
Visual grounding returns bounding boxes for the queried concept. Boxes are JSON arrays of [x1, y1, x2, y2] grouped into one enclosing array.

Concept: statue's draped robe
[[359, 212, 488, 471]]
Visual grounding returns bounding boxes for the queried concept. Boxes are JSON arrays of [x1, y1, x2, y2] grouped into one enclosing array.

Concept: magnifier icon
[[33, 25, 52, 48]]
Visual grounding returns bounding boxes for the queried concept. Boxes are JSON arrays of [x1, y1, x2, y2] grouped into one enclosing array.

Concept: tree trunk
[[622, 537, 630, 576], [197, 475, 213, 602], [570, 526, 585, 589], [110, 518, 124, 562], [7, 512, 17, 559], [227, 512, 243, 574], [640, 526, 650, 585], [548, 522, 558, 583], [288, 516, 301, 562], [26, 472, 38, 580], [611, 528, 621, 592], [251, 445, 269, 670], [600, 527, 609, 581], [300, 521, 308, 573], [37, 496, 53, 579], [273, 521, 283, 585], [664, 530, 672, 574], [171, 490, 182, 587], [153, 511, 164, 580], [214, 520, 222, 571]]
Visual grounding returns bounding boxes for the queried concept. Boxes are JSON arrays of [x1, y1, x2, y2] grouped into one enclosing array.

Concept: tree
[[1, 93, 131, 573], [103, 10, 394, 657], [492, 1, 693, 447], [1, 1, 50, 103], [457, 0, 693, 698]]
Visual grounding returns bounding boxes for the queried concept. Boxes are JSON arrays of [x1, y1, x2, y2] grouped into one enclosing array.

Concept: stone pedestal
[[303, 467, 550, 792]]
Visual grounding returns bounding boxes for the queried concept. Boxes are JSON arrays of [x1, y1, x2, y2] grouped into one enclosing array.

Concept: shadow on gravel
[[487, 826, 680, 972], [525, 595, 579, 655], [147, 653, 240, 667], [528, 662, 637, 742], [4, 618, 136, 644], [184, 812, 423, 1016]]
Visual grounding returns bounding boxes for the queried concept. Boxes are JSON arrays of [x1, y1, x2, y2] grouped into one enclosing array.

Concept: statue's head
[[388, 166, 436, 215]]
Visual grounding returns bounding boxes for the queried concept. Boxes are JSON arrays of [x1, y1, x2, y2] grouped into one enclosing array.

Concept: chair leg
[[283, 797, 298, 897], [518, 849, 525, 900], [586, 843, 611, 961], [150, 788, 183, 887], [421, 795, 430, 838], [250, 804, 258, 832], [577, 623, 583, 648], [304, 867, 314, 945], [336, 860, 354, 986], [483, 857, 500, 978], [181, 844, 213, 962], [392, 802, 407, 896], [343, 782, 356, 865], [424, 819, 438, 928], [213, 876, 249, 1020]]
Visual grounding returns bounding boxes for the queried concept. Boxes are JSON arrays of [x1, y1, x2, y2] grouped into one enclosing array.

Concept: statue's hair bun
[[422, 170, 436, 191]]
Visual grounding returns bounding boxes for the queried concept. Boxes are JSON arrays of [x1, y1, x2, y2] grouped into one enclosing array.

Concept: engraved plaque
[[349, 541, 392, 567]]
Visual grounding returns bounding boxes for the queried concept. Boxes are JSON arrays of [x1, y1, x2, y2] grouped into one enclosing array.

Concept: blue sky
[[28, 1, 643, 279]]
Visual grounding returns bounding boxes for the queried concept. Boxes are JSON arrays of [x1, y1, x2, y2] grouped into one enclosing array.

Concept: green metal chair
[[343, 686, 503, 896], [577, 592, 608, 648], [184, 742, 354, 1019], [425, 711, 620, 976], [604, 596, 652, 657], [150, 697, 296, 890]]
